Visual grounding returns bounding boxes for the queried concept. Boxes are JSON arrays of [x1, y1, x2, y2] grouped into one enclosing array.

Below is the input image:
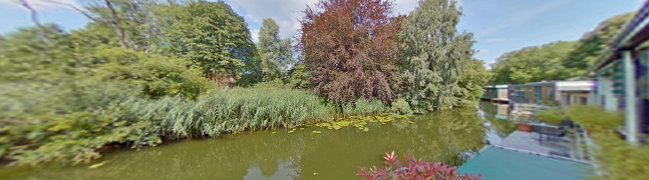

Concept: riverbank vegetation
[[491, 13, 634, 84], [0, 0, 489, 166], [537, 106, 648, 180], [357, 151, 482, 179]]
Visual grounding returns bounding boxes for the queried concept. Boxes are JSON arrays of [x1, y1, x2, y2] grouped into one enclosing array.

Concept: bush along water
[[357, 151, 482, 180], [342, 98, 388, 115]]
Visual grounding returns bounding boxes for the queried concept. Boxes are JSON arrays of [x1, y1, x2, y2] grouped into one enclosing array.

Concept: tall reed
[[127, 87, 337, 138]]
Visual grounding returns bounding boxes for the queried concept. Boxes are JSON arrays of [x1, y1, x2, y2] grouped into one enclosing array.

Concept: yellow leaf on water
[[312, 131, 321, 134], [271, 132, 277, 134], [363, 127, 369, 132], [89, 159, 113, 169]]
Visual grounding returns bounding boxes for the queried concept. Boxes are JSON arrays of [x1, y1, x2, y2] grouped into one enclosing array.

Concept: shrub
[[342, 98, 387, 115], [357, 151, 482, 180], [565, 105, 623, 131], [588, 132, 649, 180], [564, 105, 647, 179], [0, 82, 162, 166], [93, 47, 212, 99], [390, 98, 412, 115], [536, 108, 568, 125]]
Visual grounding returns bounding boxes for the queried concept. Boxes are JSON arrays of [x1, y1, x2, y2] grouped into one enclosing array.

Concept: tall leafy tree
[[398, 0, 476, 112], [257, 18, 294, 81], [298, 0, 401, 104], [157, 1, 257, 82]]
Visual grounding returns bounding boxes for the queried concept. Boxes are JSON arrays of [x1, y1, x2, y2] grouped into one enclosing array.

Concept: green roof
[[458, 146, 594, 180]]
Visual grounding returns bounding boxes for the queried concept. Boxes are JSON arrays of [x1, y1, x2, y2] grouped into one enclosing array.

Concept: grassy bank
[[538, 105, 648, 179], [0, 82, 395, 166]]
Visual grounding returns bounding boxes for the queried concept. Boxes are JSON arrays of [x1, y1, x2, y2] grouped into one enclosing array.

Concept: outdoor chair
[[532, 125, 566, 143]]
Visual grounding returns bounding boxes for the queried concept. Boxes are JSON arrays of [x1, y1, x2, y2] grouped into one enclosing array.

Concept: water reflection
[[0, 108, 493, 180], [479, 101, 517, 140], [244, 157, 301, 180]]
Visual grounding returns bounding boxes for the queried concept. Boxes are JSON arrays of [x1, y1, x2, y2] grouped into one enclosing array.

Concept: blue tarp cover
[[458, 146, 593, 180]]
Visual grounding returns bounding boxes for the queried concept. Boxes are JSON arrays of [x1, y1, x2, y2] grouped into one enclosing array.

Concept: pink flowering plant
[[356, 151, 482, 180]]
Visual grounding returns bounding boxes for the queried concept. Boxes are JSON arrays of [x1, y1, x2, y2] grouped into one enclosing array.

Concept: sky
[[0, 0, 644, 67]]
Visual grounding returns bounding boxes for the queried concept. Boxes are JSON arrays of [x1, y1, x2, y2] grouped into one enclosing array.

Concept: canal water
[[0, 104, 513, 180]]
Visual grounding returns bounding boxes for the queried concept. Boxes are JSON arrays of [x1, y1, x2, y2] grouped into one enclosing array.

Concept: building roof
[[510, 81, 594, 91], [594, 1, 649, 71], [484, 84, 510, 89]]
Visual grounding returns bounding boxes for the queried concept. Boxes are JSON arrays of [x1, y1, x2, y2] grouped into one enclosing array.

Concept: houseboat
[[509, 80, 594, 107], [482, 84, 510, 103]]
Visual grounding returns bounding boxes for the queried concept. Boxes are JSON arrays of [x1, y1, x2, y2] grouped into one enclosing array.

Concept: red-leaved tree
[[298, 0, 401, 105]]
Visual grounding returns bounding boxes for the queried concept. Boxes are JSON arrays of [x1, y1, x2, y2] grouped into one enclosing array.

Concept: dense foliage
[[298, 0, 402, 104], [157, 1, 258, 82], [398, 0, 483, 112], [491, 41, 577, 84], [490, 13, 634, 84], [357, 151, 482, 180]]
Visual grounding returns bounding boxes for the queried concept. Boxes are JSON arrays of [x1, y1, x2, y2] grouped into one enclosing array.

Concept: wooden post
[[623, 50, 639, 144]]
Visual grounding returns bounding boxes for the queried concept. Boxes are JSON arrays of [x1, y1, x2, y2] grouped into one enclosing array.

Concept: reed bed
[[128, 87, 338, 138]]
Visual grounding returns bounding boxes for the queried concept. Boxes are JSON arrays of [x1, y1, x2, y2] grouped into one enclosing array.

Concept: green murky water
[[0, 107, 505, 180]]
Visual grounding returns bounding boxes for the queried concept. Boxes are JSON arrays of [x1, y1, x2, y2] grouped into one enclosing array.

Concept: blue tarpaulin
[[458, 146, 594, 180]]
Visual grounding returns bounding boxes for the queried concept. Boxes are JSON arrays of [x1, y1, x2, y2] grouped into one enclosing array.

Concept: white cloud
[[225, 0, 422, 40], [393, 0, 418, 15], [0, 0, 84, 11], [250, 28, 260, 43], [393, 0, 462, 16], [224, 0, 319, 40]]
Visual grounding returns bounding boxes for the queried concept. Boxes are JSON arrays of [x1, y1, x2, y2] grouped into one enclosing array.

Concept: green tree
[[562, 12, 634, 76], [0, 25, 76, 82], [398, 0, 476, 112], [157, 1, 257, 82], [257, 18, 294, 81], [286, 62, 312, 89], [456, 59, 493, 105], [491, 41, 577, 84]]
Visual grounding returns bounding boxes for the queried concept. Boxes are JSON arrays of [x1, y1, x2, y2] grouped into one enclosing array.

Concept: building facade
[[509, 81, 594, 107], [592, 2, 649, 144]]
